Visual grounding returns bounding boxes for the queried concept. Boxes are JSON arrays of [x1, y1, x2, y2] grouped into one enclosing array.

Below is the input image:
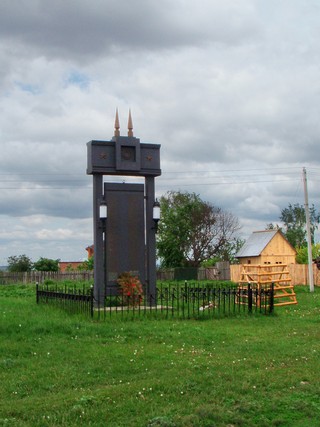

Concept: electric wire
[[0, 167, 319, 190]]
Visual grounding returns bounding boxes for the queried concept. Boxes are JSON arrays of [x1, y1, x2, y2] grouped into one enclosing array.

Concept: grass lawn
[[1, 284, 320, 426]]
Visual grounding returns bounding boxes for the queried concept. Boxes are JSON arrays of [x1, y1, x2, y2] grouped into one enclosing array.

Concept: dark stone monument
[[87, 110, 161, 305]]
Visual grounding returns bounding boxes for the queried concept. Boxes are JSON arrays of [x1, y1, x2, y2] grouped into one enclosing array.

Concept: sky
[[1, 0, 320, 265]]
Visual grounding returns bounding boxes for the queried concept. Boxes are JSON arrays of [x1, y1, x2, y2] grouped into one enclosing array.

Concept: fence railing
[[230, 263, 320, 286], [0, 265, 230, 285], [156, 263, 230, 281], [36, 282, 274, 320], [4, 263, 320, 285], [36, 283, 94, 317], [0, 271, 94, 285]]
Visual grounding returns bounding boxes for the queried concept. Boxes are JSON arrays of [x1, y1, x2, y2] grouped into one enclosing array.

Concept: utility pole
[[303, 167, 314, 292]]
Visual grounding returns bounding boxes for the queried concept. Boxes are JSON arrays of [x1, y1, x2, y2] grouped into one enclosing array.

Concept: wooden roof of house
[[236, 230, 281, 258]]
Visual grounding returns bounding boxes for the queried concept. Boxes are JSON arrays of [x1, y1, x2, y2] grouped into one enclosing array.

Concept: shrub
[[117, 272, 144, 306], [7, 254, 33, 272]]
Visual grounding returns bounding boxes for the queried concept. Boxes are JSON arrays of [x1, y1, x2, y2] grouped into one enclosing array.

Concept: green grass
[[1, 284, 320, 426]]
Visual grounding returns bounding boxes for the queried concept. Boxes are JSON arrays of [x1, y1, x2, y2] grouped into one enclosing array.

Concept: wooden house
[[236, 230, 296, 265]]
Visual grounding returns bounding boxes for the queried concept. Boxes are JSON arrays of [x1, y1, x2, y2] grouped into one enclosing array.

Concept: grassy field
[[1, 284, 320, 427]]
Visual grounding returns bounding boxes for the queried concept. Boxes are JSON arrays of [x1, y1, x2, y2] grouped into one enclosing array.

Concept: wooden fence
[[157, 262, 231, 282], [2, 263, 317, 286], [230, 264, 320, 286], [0, 271, 94, 285], [0, 268, 223, 285]]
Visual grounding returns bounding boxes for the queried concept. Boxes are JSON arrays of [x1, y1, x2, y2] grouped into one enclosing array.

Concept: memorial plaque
[[104, 183, 145, 290]]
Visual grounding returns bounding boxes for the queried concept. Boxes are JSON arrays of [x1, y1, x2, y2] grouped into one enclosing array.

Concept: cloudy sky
[[1, 0, 320, 265]]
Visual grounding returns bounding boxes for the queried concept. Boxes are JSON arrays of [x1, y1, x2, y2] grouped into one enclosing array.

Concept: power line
[[158, 178, 301, 187], [0, 167, 319, 190], [0, 177, 302, 190], [0, 166, 317, 177], [0, 186, 92, 190]]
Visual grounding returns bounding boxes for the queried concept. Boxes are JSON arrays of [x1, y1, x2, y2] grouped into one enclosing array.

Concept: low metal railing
[[36, 282, 274, 320]]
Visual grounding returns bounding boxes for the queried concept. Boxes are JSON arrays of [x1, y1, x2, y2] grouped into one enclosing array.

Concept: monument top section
[[87, 110, 161, 177]]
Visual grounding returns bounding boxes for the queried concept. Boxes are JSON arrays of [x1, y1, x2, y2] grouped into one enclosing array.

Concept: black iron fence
[[36, 282, 274, 320], [36, 283, 94, 317]]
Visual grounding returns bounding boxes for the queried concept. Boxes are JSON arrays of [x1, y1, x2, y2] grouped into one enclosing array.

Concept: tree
[[215, 236, 245, 264], [33, 257, 60, 272], [267, 204, 320, 248], [7, 254, 33, 272], [296, 243, 320, 264], [157, 191, 241, 267], [266, 223, 281, 231], [280, 203, 319, 248], [77, 256, 94, 271], [200, 236, 245, 267]]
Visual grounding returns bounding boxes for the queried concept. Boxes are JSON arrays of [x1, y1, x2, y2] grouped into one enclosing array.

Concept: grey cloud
[[0, 186, 91, 219], [0, 0, 261, 61]]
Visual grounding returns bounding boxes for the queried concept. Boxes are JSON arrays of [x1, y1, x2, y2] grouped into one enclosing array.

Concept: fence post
[[90, 285, 94, 318], [247, 283, 252, 313], [269, 283, 274, 314]]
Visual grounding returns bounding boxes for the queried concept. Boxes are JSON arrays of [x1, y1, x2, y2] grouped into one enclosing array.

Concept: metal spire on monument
[[128, 109, 133, 137], [114, 108, 120, 137]]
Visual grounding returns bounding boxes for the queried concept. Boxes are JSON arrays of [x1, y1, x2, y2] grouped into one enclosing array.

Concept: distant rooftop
[[236, 230, 278, 258]]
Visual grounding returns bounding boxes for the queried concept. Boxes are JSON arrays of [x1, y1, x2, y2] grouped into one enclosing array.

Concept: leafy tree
[[65, 264, 75, 271], [87, 256, 94, 270], [215, 236, 245, 263], [280, 203, 319, 248], [201, 258, 219, 268], [267, 204, 320, 248], [157, 191, 240, 268], [7, 254, 33, 272], [296, 244, 320, 264], [77, 256, 94, 271], [33, 257, 60, 272], [266, 223, 281, 231]]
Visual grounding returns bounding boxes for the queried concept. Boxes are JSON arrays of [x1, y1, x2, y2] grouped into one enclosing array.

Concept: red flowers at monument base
[[117, 272, 144, 306]]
